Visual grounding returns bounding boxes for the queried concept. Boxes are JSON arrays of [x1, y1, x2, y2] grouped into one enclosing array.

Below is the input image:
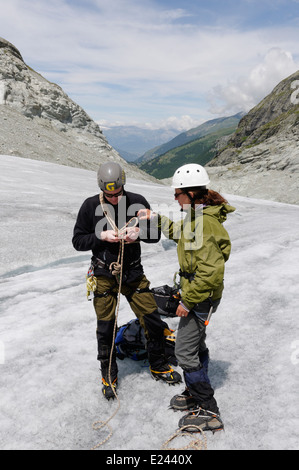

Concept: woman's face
[[174, 189, 192, 210]]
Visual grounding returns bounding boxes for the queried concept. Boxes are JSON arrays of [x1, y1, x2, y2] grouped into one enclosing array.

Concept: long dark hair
[[182, 187, 227, 206]]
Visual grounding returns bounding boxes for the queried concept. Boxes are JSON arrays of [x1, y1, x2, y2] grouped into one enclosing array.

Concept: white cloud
[[98, 115, 204, 132], [208, 48, 299, 115], [0, 1, 299, 125], [144, 115, 204, 131]]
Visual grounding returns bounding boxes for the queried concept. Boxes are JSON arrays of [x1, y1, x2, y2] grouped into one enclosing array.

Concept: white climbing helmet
[[171, 164, 210, 189]]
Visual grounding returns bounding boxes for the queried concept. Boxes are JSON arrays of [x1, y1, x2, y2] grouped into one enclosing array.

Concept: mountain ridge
[[206, 70, 299, 204], [102, 125, 180, 161], [0, 37, 157, 183], [137, 113, 244, 165], [138, 115, 242, 179]]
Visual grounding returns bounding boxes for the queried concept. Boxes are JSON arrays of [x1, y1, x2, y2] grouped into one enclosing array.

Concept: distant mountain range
[[102, 125, 180, 161], [137, 113, 244, 165], [137, 113, 243, 179], [1, 37, 298, 205]]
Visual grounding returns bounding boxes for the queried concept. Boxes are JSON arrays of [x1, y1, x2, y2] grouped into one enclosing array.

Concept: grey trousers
[[175, 299, 220, 370]]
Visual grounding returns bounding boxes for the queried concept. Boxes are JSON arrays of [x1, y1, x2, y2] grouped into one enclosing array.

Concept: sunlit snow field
[[0, 155, 298, 450]]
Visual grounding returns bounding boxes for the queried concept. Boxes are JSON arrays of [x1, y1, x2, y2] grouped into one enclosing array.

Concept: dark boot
[[170, 350, 210, 409], [102, 377, 118, 401], [179, 408, 224, 433], [183, 366, 219, 414], [97, 320, 118, 399], [170, 388, 196, 411], [147, 338, 182, 385], [150, 367, 182, 385], [144, 311, 182, 385]]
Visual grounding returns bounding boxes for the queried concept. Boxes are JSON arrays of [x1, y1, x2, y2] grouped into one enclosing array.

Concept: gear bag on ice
[[151, 284, 181, 318], [115, 319, 178, 366]]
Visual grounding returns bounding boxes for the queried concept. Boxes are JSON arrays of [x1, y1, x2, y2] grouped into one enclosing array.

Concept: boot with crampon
[[150, 365, 182, 385], [178, 407, 224, 433], [102, 378, 118, 401], [169, 388, 196, 410]]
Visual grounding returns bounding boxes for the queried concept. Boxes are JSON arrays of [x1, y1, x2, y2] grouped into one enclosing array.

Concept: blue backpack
[[115, 319, 177, 366]]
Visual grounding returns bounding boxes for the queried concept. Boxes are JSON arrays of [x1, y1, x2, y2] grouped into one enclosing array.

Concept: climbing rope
[[162, 425, 207, 451], [90, 237, 124, 451], [100, 192, 139, 240], [90, 193, 138, 451]]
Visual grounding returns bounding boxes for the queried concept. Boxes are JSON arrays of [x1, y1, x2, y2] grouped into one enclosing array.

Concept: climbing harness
[[179, 269, 196, 283]]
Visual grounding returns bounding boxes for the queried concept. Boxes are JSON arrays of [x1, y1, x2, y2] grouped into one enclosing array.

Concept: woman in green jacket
[[138, 163, 235, 433]]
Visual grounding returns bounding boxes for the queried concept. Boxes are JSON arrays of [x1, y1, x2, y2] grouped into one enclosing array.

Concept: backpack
[[151, 285, 181, 318], [115, 318, 178, 366]]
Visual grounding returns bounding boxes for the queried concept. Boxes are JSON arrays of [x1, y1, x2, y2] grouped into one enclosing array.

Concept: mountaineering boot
[[150, 365, 182, 385], [102, 378, 118, 401], [170, 388, 196, 411], [183, 365, 219, 414], [178, 408, 224, 433], [146, 335, 182, 385]]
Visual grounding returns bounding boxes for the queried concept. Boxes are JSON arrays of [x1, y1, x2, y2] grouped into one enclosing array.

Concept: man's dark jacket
[[72, 190, 161, 283]]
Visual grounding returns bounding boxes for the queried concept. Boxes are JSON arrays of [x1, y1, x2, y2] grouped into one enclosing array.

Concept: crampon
[[150, 366, 182, 385], [102, 378, 118, 401], [178, 408, 224, 433]]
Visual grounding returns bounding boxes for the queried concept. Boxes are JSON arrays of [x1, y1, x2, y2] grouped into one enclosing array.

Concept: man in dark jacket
[[72, 162, 181, 399]]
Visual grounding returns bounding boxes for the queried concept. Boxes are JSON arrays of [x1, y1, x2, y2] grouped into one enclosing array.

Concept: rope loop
[[162, 425, 208, 451]]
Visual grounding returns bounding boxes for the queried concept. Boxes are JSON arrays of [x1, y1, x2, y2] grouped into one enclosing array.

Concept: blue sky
[[0, 0, 299, 130]]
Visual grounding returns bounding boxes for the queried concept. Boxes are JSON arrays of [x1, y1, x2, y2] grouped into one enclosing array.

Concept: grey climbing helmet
[[97, 162, 126, 192]]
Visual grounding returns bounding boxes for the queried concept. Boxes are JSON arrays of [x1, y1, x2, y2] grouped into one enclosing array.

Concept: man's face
[[103, 186, 124, 205]]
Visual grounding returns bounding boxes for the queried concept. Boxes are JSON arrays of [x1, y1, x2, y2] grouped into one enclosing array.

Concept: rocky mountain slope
[[207, 70, 299, 204], [0, 37, 155, 182]]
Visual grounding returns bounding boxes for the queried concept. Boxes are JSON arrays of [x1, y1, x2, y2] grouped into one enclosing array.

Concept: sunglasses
[[174, 192, 184, 199], [104, 188, 124, 199]]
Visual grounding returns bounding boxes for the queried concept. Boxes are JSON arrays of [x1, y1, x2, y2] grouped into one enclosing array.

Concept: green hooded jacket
[[157, 203, 235, 310]]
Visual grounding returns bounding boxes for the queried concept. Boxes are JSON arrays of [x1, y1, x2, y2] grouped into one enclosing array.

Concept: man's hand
[[100, 230, 120, 243]]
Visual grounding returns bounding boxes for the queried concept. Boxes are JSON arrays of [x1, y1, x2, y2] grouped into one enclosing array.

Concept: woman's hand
[[176, 304, 190, 318], [137, 209, 153, 220]]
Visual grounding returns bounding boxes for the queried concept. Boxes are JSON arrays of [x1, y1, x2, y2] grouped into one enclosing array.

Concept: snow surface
[[0, 154, 298, 451]]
